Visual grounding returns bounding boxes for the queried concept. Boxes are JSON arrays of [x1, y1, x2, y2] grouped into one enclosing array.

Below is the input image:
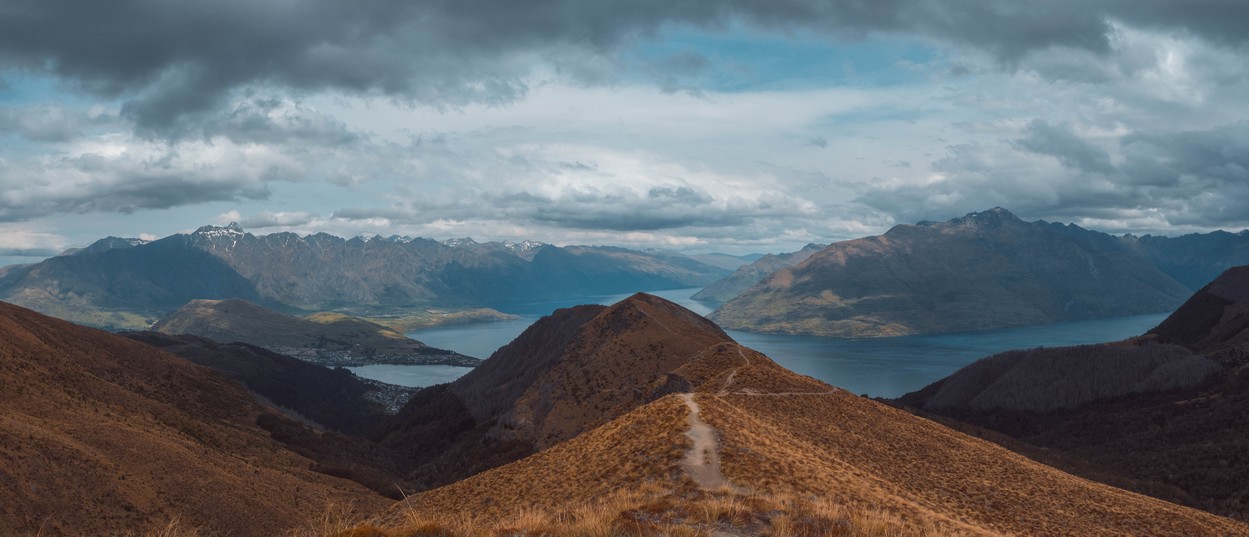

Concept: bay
[[355, 288, 1170, 398], [346, 364, 476, 388]]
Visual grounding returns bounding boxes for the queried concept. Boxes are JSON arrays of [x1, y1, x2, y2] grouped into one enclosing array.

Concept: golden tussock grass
[[696, 390, 1249, 537], [327, 488, 964, 537]]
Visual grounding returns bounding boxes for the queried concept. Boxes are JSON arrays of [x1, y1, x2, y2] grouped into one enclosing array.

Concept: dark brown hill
[[0, 301, 387, 536], [898, 265, 1249, 519], [122, 331, 414, 435], [712, 208, 1190, 337], [357, 300, 1247, 537], [1150, 264, 1249, 353], [379, 292, 735, 488], [151, 298, 476, 367], [897, 342, 1220, 413]]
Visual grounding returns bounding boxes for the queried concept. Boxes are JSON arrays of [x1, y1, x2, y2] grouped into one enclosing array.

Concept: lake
[[349, 288, 1170, 397]]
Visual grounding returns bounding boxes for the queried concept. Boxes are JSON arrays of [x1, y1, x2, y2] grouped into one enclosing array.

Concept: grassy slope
[[0, 302, 388, 536]]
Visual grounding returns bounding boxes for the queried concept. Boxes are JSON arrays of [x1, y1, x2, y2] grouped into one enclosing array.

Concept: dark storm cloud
[[0, 149, 278, 222], [332, 183, 808, 232], [5, 1, 1244, 135], [1014, 120, 1114, 174], [201, 98, 360, 146], [858, 121, 1249, 231], [1107, 0, 1249, 49], [489, 186, 749, 231], [0, 174, 271, 222], [1119, 122, 1249, 187]]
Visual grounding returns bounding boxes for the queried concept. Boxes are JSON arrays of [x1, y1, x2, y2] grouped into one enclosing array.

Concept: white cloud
[[0, 224, 68, 256]]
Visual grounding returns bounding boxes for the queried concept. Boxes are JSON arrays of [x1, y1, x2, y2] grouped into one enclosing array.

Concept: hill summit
[[379, 292, 736, 487]]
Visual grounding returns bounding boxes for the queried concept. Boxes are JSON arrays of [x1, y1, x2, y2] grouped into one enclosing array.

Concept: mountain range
[[0, 223, 730, 330], [710, 208, 1237, 337], [691, 242, 825, 305], [1124, 230, 1249, 290], [898, 264, 1249, 518]]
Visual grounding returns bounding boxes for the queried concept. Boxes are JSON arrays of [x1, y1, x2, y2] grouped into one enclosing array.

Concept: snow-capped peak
[[193, 222, 247, 237], [502, 240, 545, 253]]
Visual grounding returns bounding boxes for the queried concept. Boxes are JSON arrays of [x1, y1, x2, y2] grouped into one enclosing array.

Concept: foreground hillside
[[899, 265, 1249, 518], [151, 298, 477, 366], [350, 294, 1246, 536], [0, 301, 387, 536], [0, 224, 728, 329], [712, 208, 1190, 337]]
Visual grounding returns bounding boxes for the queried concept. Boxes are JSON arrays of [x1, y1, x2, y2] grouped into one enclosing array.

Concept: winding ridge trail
[[679, 393, 738, 491], [717, 346, 751, 395]]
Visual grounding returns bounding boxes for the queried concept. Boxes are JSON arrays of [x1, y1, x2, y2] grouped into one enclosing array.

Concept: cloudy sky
[[2, 1, 1248, 266]]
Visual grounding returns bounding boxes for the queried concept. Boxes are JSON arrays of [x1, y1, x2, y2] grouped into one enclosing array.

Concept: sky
[[2, 1, 1248, 266]]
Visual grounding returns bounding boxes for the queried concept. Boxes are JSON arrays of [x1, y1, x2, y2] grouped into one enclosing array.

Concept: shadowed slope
[[123, 331, 413, 435], [1151, 265, 1249, 353], [0, 301, 387, 536], [898, 265, 1249, 518]]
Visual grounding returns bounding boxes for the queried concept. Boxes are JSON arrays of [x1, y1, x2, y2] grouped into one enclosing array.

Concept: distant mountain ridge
[[1123, 230, 1249, 291], [0, 224, 730, 329], [711, 208, 1193, 337], [0, 235, 267, 328], [692, 242, 825, 305]]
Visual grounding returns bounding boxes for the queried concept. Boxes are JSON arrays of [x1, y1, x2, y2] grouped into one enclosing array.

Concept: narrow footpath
[[679, 393, 739, 491]]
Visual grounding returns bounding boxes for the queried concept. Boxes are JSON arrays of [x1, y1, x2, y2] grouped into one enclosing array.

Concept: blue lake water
[[350, 288, 1170, 397], [346, 364, 476, 388]]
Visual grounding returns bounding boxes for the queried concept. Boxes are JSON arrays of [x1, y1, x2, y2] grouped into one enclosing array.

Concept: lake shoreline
[[360, 288, 1170, 397]]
